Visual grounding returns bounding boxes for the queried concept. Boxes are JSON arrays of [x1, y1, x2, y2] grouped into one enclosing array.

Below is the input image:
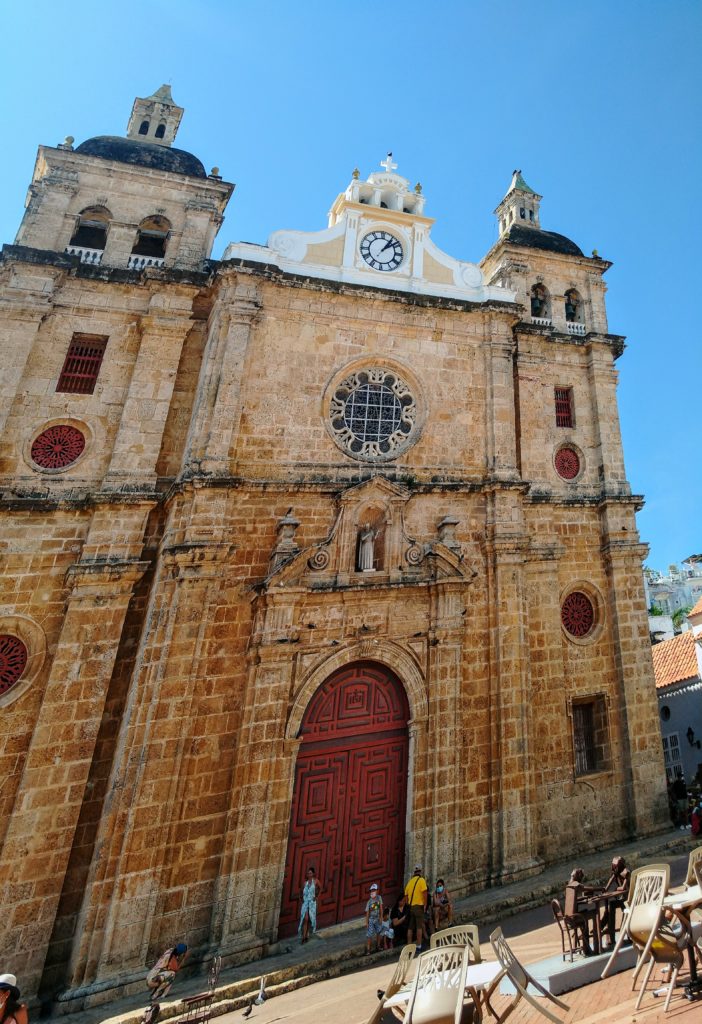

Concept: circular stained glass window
[[561, 591, 595, 638], [0, 635, 28, 696], [329, 368, 417, 461], [555, 446, 580, 480], [31, 424, 86, 469]]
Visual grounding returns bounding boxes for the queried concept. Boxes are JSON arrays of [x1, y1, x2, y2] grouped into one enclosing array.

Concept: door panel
[[279, 662, 408, 937]]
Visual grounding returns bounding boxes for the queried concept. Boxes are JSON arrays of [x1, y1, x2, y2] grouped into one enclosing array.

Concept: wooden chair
[[600, 863, 669, 980], [485, 928, 569, 1024], [366, 944, 416, 1024], [550, 898, 588, 962], [405, 944, 478, 1024], [430, 924, 482, 962]]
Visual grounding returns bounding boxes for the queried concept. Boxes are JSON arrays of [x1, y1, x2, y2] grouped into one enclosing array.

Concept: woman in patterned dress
[[298, 866, 321, 944]]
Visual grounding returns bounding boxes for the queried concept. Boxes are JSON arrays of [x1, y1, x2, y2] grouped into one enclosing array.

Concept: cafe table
[[383, 959, 505, 1021], [662, 883, 702, 999]]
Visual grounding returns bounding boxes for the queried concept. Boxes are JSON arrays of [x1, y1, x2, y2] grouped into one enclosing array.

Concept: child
[[364, 883, 384, 954], [379, 907, 395, 950]]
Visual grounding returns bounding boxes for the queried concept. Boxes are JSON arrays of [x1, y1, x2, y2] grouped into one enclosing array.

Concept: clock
[[360, 231, 404, 272]]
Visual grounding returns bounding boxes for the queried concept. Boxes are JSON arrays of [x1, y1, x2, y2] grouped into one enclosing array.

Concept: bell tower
[[494, 169, 542, 237], [126, 83, 184, 146]]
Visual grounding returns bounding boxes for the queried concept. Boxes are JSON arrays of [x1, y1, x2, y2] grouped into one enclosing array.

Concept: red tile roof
[[652, 630, 699, 689], [689, 595, 702, 617]]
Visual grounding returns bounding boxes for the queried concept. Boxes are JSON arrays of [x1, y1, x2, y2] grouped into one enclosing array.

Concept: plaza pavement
[[47, 829, 699, 1024]]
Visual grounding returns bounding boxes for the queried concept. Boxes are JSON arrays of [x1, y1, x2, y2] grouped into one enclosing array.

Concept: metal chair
[[600, 863, 670, 980], [430, 924, 482, 962], [405, 944, 478, 1024], [485, 928, 569, 1024], [366, 944, 416, 1024], [550, 898, 588, 962], [178, 955, 222, 1024]]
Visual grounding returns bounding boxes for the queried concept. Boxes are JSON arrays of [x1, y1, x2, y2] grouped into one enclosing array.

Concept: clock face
[[360, 231, 404, 272]]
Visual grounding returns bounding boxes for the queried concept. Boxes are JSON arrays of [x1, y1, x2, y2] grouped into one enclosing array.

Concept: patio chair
[[366, 944, 416, 1024], [178, 955, 222, 1024], [404, 944, 478, 1024], [550, 898, 588, 962], [484, 927, 569, 1024], [430, 924, 482, 962], [630, 905, 691, 1012], [669, 844, 702, 892], [600, 863, 669, 980]]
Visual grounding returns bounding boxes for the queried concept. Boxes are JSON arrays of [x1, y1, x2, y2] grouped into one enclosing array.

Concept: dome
[[74, 136, 206, 179], [505, 223, 583, 257]]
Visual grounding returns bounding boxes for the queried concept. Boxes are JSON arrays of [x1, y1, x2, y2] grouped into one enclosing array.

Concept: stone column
[[183, 277, 261, 478], [213, 631, 299, 950], [0, 556, 148, 999], [14, 170, 78, 252], [0, 267, 61, 436], [586, 342, 627, 492], [103, 287, 197, 488], [483, 491, 541, 883], [602, 531, 669, 834], [101, 222, 139, 269], [65, 537, 236, 990], [483, 327, 519, 480]]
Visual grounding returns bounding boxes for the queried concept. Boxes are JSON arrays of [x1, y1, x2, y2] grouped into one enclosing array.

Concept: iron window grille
[[554, 387, 574, 428], [56, 334, 108, 394]]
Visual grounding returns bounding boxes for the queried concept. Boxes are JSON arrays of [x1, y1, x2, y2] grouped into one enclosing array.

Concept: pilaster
[[586, 342, 627, 491], [0, 557, 148, 1000]]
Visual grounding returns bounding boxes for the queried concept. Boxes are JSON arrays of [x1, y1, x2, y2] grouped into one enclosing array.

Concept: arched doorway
[[278, 661, 409, 937]]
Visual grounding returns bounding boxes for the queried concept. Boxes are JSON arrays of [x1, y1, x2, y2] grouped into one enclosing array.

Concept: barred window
[[554, 387, 574, 428], [572, 696, 608, 776], [56, 335, 108, 394]]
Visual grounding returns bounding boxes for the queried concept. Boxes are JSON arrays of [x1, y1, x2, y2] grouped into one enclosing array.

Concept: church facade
[[0, 87, 668, 1007]]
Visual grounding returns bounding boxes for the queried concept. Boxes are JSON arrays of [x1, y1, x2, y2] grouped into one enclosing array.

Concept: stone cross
[[380, 153, 397, 173]]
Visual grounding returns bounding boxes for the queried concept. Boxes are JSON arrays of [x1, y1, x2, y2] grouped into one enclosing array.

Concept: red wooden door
[[278, 662, 409, 937]]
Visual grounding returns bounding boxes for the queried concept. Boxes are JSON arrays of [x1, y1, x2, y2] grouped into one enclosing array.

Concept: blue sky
[[2, 1, 700, 571]]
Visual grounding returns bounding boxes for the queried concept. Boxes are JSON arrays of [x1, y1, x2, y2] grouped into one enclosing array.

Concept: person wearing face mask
[[432, 878, 453, 931]]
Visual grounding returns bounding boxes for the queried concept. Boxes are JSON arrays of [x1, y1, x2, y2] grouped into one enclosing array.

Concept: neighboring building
[[644, 561, 702, 616], [0, 88, 668, 1006], [652, 596, 702, 783]]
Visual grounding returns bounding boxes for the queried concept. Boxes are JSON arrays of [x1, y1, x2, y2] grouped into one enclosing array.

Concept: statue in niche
[[358, 524, 377, 572]]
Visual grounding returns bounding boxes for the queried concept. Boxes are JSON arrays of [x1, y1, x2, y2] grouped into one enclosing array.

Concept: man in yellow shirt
[[404, 864, 428, 948]]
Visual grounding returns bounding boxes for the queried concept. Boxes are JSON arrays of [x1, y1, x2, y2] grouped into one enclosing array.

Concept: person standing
[[404, 864, 428, 949], [146, 944, 188, 1002], [672, 770, 688, 828], [0, 976, 28, 1024], [298, 866, 321, 944], [364, 883, 384, 954]]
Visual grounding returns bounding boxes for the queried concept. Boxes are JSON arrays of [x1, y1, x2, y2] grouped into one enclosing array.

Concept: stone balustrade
[[128, 254, 165, 270], [531, 316, 552, 327], [567, 321, 586, 336], [65, 245, 103, 265]]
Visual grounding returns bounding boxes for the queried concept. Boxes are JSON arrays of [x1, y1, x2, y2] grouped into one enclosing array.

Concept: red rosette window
[[555, 446, 580, 480], [561, 591, 595, 638], [0, 635, 28, 695], [31, 425, 86, 469]]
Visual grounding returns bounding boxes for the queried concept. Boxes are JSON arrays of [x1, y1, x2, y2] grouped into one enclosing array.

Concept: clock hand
[[379, 239, 395, 254]]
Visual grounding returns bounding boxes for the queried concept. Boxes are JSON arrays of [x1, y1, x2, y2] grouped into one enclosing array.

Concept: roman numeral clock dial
[[360, 231, 404, 271]]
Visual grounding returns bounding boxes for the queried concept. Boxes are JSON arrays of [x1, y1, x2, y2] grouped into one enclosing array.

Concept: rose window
[[31, 425, 86, 469], [329, 368, 417, 461], [561, 591, 595, 638], [0, 635, 28, 696], [555, 447, 580, 480]]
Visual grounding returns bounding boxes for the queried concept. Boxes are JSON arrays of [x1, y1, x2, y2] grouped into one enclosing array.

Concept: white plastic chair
[[367, 944, 417, 1024], [405, 944, 477, 1024], [485, 927, 569, 1024], [600, 862, 669, 982], [430, 924, 481, 962]]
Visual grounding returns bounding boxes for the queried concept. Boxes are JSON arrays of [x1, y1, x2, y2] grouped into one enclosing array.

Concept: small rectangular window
[[554, 387, 574, 428], [662, 733, 683, 782], [56, 334, 108, 394], [571, 695, 609, 776]]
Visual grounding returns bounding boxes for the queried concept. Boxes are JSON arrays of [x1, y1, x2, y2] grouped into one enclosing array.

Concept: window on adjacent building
[[662, 733, 683, 782], [56, 334, 108, 394], [554, 387, 574, 428], [572, 696, 608, 775], [68, 206, 111, 251], [131, 215, 171, 258]]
